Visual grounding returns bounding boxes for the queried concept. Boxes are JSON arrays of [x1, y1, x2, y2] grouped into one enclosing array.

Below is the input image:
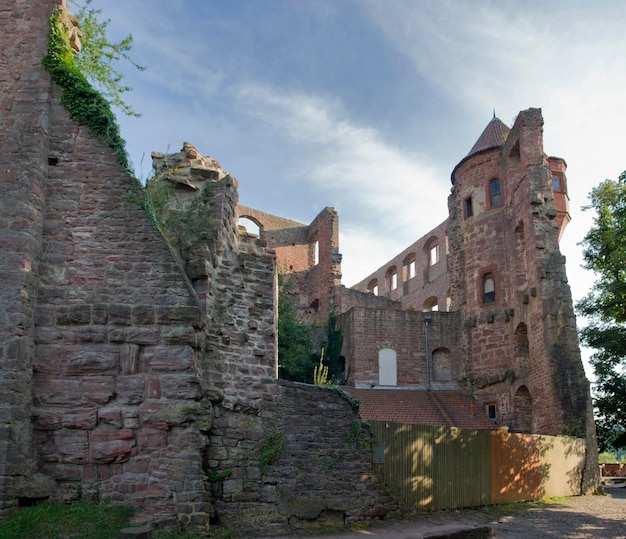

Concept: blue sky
[[87, 1, 626, 374]]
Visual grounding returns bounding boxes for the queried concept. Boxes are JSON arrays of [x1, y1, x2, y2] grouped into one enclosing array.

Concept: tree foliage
[[43, 4, 131, 172], [69, 0, 145, 118], [577, 171, 626, 451], [277, 276, 315, 382]]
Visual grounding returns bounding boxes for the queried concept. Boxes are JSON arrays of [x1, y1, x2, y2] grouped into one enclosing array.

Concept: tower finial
[[493, 109, 496, 120]]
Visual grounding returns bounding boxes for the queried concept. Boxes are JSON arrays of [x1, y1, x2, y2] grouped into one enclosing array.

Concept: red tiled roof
[[343, 388, 497, 430], [467, 116, 510, 156]]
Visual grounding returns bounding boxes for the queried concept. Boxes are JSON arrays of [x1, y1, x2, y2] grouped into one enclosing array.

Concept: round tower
[[447, 109, 591, 443]]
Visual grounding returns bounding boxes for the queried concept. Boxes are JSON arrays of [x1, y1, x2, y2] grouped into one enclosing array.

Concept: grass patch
[[0, 501, 133, 539]]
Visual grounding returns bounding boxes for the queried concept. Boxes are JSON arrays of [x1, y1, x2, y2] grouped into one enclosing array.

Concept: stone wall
[[0, 0, 66, 512], [210, 381, 396, 536]]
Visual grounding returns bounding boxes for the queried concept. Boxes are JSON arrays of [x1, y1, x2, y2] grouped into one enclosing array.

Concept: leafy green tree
[[577, 171, 626, 451], [277, 276, 316, 382], [69, 0, 145, 117]]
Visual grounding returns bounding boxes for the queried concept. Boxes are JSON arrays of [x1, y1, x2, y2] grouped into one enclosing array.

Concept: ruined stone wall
[[238, 205, 341, 322], [32, 87, 211, 526], [0, 0, 63, 512], [338, 308, 461, 388], [211, 381, 396, 536], [351, 220, 450, 312]]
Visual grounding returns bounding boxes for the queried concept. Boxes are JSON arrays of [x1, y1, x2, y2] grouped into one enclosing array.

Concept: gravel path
[[275, 481, 626, 539]]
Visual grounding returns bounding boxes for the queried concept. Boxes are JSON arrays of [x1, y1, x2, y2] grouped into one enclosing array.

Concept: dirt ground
[[276, 481, 626, 539]]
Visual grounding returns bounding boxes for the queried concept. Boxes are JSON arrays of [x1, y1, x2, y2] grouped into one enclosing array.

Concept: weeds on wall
[[259, 432, 284, 473], [43, 7, 132, 174], [141, 175, 217, 254]]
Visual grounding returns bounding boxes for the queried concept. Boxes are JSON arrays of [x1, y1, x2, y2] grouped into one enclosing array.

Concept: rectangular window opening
[[464, 197, 473, 219]]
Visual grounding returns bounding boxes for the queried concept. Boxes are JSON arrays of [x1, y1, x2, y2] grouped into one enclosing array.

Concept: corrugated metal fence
[[370, 421, 586, 510]]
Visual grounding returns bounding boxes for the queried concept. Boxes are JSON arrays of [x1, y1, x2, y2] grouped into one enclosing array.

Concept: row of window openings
[[464, 175, 565, 220], [368, 245, 440, 295]]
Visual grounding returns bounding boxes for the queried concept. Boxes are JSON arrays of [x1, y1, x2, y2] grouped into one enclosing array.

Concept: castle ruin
[[0, 1, 599, 534]]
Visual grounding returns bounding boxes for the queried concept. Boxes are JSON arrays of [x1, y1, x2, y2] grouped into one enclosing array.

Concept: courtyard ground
[[277, 481, 626, 539]]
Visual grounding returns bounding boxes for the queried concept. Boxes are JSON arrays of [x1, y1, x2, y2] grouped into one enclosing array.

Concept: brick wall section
[[338, 308, 461, 388], [352, 220, 450, 312], [0, 0, 56, 512]]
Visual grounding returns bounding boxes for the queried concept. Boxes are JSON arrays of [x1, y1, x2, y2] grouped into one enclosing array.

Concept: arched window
[[378, 348, 397, 386], [403, 253, 417, 281], [482, 273, 495, 304], [423, 296, 439, 311], [514, 323, 529, 355], [367, 279, 378, 296], [432, 348, 452, 381], [489, 178, 502, 207], [238, 216, 261, 237], [386, 266, 398, 291]]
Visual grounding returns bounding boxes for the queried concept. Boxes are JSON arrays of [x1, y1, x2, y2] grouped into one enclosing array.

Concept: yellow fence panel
[[370, 421, 587, 510]]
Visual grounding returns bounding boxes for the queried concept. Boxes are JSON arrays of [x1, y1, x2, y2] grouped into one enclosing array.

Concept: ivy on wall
[[42, 8, 132, 174]]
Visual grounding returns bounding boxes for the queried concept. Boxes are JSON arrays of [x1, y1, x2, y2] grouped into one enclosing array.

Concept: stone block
[[137, 428, 168, 452], [116, 375, 145, 405], [61, 345, 119, 375], [141, 345, 195, 373], [90, 429, 136, 464], [160, 374, 202, 400], [56, 429, 89, 464], [109, 327, 159, 345], [98, 406, 123, 428], [33, 377, 82, 406], [62, 406, 97, 430], [120, 344, 140, 375], [83, 376, 114, 404]]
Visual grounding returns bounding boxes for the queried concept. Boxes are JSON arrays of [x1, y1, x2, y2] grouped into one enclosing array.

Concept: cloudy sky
[[87, 0, 626, 374]]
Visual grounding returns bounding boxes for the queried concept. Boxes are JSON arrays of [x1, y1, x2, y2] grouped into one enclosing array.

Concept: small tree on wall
[[277, 274, 316, 382], [277, 274, 344, 384]]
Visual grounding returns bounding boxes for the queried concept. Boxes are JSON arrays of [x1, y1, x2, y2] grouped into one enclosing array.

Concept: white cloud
[[237, 83, 450, 285]]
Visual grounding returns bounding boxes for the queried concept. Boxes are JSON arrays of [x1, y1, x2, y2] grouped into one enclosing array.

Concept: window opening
[[429, 244, 439, 266], [489, 178, 502, 207], [464, 197, 473, 219], [483, 273, 495, 304], [409, 260, 416, 278], [487, 403, 497, 422], [314, 240, 319, 266], [386, 266, 398, 291], [552, 174, 563, 192], [367, 279, 379, 296]]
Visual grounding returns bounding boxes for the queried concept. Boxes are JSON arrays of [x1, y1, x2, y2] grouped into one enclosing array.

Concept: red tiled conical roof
[[467, 115, 510, 156], [451, 114, 511, 184]]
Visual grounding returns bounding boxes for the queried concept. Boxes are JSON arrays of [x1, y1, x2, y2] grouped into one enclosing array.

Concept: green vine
[[42, 8, 132, 173], [259, 432, 284, 473]]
